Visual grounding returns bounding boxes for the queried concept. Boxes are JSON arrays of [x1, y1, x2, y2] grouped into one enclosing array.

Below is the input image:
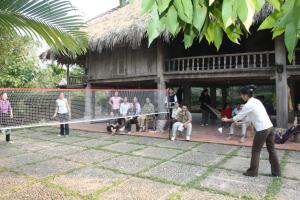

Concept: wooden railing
[[68, 76, 86, 85], [164, 51, 276, 73], [288, 48, 300, 66]]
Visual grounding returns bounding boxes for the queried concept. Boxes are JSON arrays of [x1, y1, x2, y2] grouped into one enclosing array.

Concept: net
[[0, 88, 168, 129]]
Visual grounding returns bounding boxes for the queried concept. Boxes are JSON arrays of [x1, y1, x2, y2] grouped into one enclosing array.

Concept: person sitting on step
[[227, 104, 251, 143], [171, 105, 192, 141], [139, 97, 155, 132], [125, 103, 140, 134], [106, 112, 121, 135]]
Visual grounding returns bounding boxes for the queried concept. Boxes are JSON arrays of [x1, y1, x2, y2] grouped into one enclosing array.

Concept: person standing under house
[[171, 105, 192, 141], [0, 93, 13, 143], [109, 91, 123, 115], [165, 88, 178, 117], [53, 92, 71, 136], [119, 96, 131, 127], [199, 88, 211, 126], [222, 85, 281, 177]]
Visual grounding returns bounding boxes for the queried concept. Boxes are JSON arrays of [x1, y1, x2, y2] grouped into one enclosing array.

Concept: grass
[[263, 150, 289, 200]]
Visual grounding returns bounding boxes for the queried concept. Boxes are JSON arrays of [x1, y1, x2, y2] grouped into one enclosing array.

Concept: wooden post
[[275, 36, 288, 128], [222, 87, 227, 106], [66, 64, 70, 85], [210, 87, 217, 108], [156, 40, 166, 90], [84, 83, 93, 120], [183, 84, 191, 108], [156, 39, 168, 124]]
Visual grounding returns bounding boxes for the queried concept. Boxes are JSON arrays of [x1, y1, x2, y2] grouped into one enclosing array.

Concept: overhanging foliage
[[141, 0, 300, 62], [0, 0, 88, 56]]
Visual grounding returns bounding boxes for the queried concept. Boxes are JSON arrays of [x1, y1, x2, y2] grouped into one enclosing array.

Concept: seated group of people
[[106, 92, 155, 135], [219, 101, 300, 143]]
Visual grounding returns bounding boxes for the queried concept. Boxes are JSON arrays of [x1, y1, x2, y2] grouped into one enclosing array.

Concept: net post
[[84, 83, 93, 120]]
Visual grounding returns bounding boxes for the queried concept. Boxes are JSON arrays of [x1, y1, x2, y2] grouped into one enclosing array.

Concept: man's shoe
[[271, 173, 281, 177], [171, 137, 175, 141], [186, 136, 190, 141], [243, 172, 257, 177]]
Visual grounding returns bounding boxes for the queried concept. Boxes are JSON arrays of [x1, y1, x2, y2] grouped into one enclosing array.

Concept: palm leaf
[[0, 0, 88, 56]]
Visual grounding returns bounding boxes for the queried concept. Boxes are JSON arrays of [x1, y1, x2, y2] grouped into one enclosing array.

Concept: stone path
[[0, 127, 299, 200]]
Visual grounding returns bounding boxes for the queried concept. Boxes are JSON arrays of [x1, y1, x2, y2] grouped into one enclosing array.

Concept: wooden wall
[[88, 47, 157, 80]]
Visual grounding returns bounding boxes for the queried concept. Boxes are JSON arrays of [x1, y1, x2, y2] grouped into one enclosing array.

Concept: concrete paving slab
[[16, 158, 82, 178], [73, 139, 115, 148], [194, 143, 238, 155], [144, 161, 206, 184], [100, 155, 158, 174], [39, 145, 86, 156], [102, 143, 145, 153], [157, 140, 198, 150], [276, 178, 300, 200], [133, 147, 182, 160], [284, 162, 300, 180], [98, 177, 178, 200], [181, 189, 239, 200], [286, 151, 300, 164], [64, 149, 118, 164], [2, 183, 79, 200], [200, 169, 272, 199], [173, 151, 225, 166], [0, 152, 53, 169], [53, 167, 127, 195]]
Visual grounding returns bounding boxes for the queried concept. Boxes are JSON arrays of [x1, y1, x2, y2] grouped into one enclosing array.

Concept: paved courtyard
[[0, 127, 299, 200]]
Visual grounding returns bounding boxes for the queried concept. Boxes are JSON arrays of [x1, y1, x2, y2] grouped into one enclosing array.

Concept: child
[[106, 112, 120, 135]]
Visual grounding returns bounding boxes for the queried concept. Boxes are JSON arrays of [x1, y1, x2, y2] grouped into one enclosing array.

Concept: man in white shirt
[[222, 85, 280, 177]]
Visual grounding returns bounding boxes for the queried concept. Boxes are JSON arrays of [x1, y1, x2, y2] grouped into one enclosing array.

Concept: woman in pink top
[[109, 91, 123, 115], [0, 92, 13, 143]]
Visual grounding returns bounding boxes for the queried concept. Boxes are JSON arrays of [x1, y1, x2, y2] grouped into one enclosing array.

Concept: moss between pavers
[[263, 150, 288, 200]]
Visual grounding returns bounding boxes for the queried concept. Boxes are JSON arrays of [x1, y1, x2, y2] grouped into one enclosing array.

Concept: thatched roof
[[87, 1, 273, 53], [39, 49, 86, 66], [87, 0, 171, 52]]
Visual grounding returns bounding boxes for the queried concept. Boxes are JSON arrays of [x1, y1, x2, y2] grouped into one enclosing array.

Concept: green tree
[[142, 0, 300, 62], [27, 65, 65, 88], [0, 34, 39, 87], [0, 0, 88, 56]]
